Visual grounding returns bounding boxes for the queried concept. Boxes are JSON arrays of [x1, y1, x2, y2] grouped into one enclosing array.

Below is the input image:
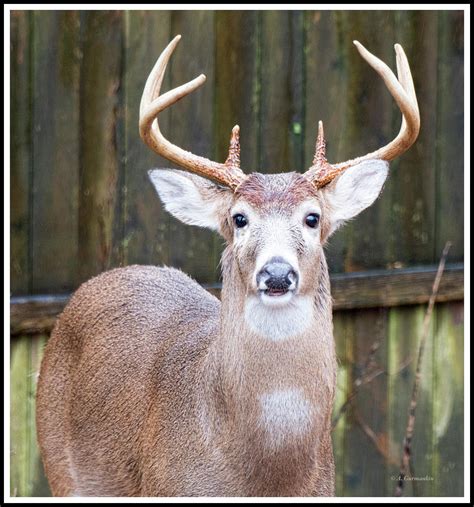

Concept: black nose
[[257, 257, 298, 290]]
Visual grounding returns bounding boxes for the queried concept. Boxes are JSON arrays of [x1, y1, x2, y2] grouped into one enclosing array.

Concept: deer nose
[[256, 257, 298, 291]]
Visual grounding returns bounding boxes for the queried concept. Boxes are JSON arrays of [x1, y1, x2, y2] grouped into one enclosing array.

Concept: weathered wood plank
[[10, 294, 69, 335], [288, 11, 305, 173], [331, 311, 350, 496], [304, 11, 346, 273], [29, 336, 51, 496], [342, 308, 389, 496], [166, 11, 218, 284], [259, 11, 291, 173], [435, 11, 464, 263], [304, 11, 345, 170], [10, 338, 29, 496], [389, 11, 438, 268], [10, 335, 49, 496], [406, 306, 435, 497], [432, 302, 464, 496], [333, 11, 397, 273], [9, 264, 464, 335], [214, 11, 260, 283], [386, 304, 435, 496], [215, 11, 260, 173], [122, 11, 172, 267], [10, 11, 32, 295], [330, 263, 463, 310], [386, 306, 417, 496], [31, 11, 80, 293], [78, 11, 124, 283]]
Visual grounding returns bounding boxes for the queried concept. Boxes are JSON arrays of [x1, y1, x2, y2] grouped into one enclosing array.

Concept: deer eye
[[233, 214, 248, 228], [305, 213, 320, 228]]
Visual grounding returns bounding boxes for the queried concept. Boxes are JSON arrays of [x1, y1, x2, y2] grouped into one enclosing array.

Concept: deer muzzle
[[256, 257, 299, 297]]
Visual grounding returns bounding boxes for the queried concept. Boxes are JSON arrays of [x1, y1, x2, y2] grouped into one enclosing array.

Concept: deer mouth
[[264, 288, 290, 297], [259, 287, 295, 307]]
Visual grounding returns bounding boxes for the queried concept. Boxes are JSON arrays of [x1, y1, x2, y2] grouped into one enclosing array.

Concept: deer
[[36, 35, 419, 497]]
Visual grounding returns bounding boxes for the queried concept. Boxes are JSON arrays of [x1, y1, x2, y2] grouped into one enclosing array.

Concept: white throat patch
[[259, 388, 313, 448], [244, 295, 314, 341]]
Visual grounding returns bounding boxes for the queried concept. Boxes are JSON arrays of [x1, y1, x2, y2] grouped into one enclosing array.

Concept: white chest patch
[[259, 388, 313, 448], [244, 295, 314, 341]]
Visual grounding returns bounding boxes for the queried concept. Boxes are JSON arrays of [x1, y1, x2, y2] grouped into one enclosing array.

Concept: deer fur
[[36, 162, 388, 497]]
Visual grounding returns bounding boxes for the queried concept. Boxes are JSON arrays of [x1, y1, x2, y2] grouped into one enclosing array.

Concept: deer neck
[[202, 253, 337, 488]]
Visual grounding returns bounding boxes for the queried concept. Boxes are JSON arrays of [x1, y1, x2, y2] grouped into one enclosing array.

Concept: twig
[[332, 372, 376, 430], [332, 353, 412, 431], [353, 409, 399, 466], [394, 241, 452, 497], [331, 336, 382, 430]]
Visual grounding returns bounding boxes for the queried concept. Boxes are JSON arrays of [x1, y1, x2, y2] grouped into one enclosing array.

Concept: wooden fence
[[10, 9, 464, 497]]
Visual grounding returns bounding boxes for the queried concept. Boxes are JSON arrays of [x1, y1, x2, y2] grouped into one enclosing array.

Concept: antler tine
[[304, 121, 340, 185], [313, 120, 327, 166], [305, 41, 420, 188], [395, 43, 418, 113], [225, 125, 241, 168], [139, 35, 247, 190]]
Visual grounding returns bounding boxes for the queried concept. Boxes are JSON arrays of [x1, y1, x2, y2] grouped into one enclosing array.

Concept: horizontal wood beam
[[330, 262, 464, 311], [10, 264, 464, 336]]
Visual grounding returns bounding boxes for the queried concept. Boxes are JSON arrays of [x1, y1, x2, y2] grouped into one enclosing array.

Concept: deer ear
[[322, 160, 389, 236], [148, 169, 232, 232]]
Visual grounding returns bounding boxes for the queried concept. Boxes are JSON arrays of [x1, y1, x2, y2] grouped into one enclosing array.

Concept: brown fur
[[236, 172, 319, 209], [36, 173, 338, 497]]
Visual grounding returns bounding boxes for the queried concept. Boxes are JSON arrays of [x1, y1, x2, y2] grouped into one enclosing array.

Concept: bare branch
[[331, 333, 382, 430], [332, 352, 413, 432], [394, 241, 452, 497], [353, 409, 399, 466]]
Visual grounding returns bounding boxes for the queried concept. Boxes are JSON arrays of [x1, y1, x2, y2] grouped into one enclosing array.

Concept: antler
[[139, 35, 247, 190], [305, 41, 420, 188]]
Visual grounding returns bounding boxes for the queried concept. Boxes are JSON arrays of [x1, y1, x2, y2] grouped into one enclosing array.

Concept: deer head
[[141, 35, 419, 310]]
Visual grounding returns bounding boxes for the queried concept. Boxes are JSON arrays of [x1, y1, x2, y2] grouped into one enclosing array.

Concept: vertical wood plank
[[304, 11, 347, 273], [332, 11, 397, 273], [386, 305, 435, 496], [215, 11, 260, 173], [31, 11, 80, 293], [332, 311, 349, 496], [304, 11, 346, 169], [389, 11, 438, 268], [432, 302, 464, 496], [10, 337, 29, 496], [435, 11, 464, 263], [122, 11, 172, 267], [304, 12, 445, 274], [386, 306, 414, 495], [10, 11, 32, 295], [78, 11, 124, 283], [29, 335, 50, 496], [342, 308, 388, 496], [408, 304, 435, 497], [288, 11, 305, 173], [166, 11, 218, 283], [214, 11, 261, 282], [10, 335, 49, 497], [259, 11, 291, 173]]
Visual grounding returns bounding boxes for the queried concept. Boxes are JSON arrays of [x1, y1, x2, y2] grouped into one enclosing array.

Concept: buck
[[36, 36, 419, 497]]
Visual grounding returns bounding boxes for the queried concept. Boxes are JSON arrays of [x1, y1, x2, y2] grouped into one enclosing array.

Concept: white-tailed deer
[[36, 36, 419, 497]]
